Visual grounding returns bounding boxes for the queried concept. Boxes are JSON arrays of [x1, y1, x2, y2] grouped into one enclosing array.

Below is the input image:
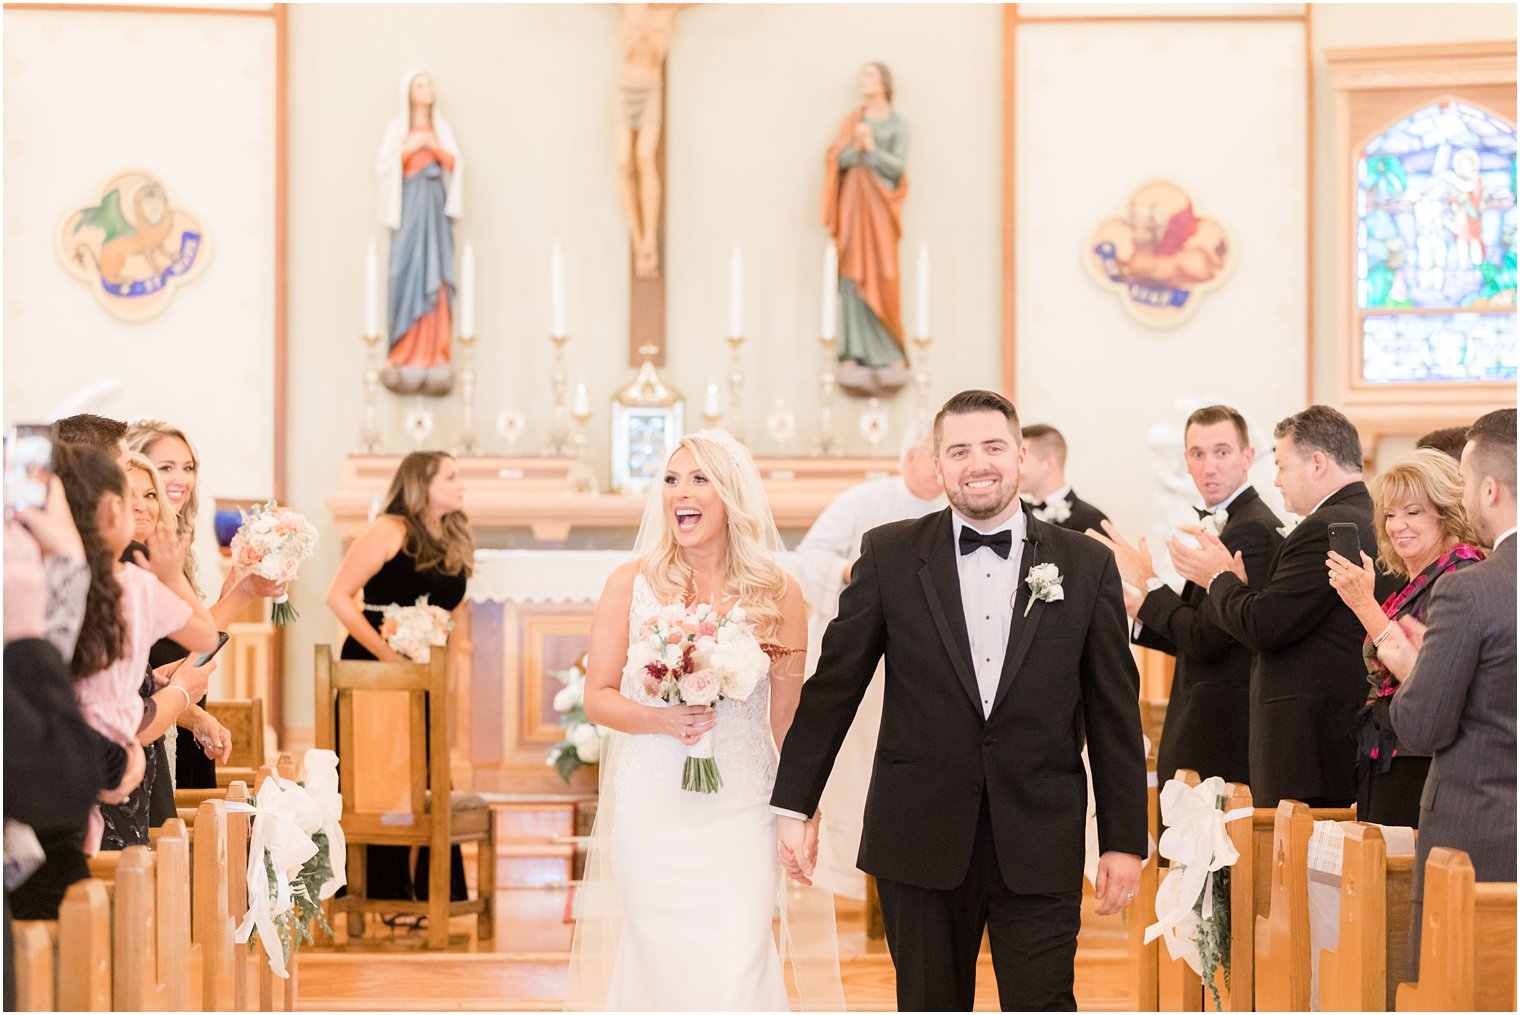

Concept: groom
[[772, 389, 1147, 1011]]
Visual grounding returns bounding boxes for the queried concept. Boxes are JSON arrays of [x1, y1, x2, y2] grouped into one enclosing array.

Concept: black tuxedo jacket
[[1037, 489, 1109, 535], [1136, 486, 1282, 786], [772, 505, 1147, 893], [1204, 481, 1397, 807]]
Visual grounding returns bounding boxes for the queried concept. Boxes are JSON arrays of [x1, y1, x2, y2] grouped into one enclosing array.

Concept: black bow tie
[[1026, 500, 1046, 512], [959, 527, 1014, 559], [1194, 506, 1212, 520]]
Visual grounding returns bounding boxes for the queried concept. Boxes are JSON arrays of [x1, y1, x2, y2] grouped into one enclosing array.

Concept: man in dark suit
[[1379, 408, 1516, 968], [1018, 423, 1110, 534], [772, 390, 1147, 1011], [1171, 404, 1392, 808], [1090, 404, 1282, 786]]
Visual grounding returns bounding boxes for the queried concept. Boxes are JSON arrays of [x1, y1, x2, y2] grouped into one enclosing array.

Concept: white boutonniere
[[1024, 562, 1064, 617], [1277, 515, 1302, 538], [1200, 508, 1228, 537], [1033, 499, 1071, 525]]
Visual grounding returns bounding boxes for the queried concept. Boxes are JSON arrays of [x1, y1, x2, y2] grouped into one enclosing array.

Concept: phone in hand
[[1327, 522, 1363, 564], [196, 631, 231, 667], [4, 425, 53, 517]]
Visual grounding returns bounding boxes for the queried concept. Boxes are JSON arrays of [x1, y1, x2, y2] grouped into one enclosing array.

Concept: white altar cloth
[[468, 549, 803, 605]]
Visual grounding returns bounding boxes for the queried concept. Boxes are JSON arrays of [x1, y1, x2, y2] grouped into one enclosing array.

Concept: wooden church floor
[[297, 877, 1134, 1011]]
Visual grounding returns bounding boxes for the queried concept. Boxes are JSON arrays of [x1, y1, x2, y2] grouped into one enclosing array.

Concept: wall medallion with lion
[[56, 171, 211, 322]]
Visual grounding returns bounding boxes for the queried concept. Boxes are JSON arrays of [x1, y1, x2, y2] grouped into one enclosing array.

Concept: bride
[[566, 430, 843, 1011]]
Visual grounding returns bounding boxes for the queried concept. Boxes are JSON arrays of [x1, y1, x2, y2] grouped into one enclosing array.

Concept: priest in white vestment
[[797, 418, 945, 899]]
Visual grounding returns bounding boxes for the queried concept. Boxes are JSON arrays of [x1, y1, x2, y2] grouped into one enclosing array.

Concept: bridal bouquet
[[373, 595, 453, 663], [230, 501, 319, 625], [622, 600, 770, 793]]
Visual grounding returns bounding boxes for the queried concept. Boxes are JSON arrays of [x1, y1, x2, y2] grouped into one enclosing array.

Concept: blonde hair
[[1369, 448, 1481, 579], [382, 452, 474, 577], [638, 434, 788, 641], [124, 452, 175, 536], [125, 419, 201, 597]]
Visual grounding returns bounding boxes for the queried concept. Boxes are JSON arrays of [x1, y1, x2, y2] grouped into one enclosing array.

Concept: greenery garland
[[248, 795, 338, 967], [1194, 864, 1231, 1011]]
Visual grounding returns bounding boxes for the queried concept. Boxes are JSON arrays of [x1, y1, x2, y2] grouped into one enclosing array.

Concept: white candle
[[364, 241, 379, 339], [915, 244, 931, 339], [821, 241, 838, 341], [704, 377, 722, 418], [459, 241, 476, 338], [572, 381, 590, 417], [551, 240, 566, 338], [728, 242, 744, 339]]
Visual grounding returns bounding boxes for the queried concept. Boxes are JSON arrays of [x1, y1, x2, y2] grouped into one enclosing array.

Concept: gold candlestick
[[355, 333, 384, 455], [912, 333, 934, 421], [813, 335, 842, 457], [544, 333, 573, 456], [726, 334, 746, 440], [454, 333, 483, 456]]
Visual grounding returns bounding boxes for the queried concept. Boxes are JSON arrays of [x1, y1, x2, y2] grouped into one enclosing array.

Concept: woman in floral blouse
[[1327, 448, 1484, 825]]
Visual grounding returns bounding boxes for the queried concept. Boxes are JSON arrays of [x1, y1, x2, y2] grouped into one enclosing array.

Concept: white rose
[[1028, 563, 1060, 584], [572, 723, 601, 763], [678, 670, 723, 707], [728, 605, 746, 625], [553, 686, 578, 713]]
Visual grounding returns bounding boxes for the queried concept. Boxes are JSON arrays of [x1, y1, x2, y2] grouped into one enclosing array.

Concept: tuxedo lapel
[[990, 506, 1047, 715], [918, 510, 983, 714]]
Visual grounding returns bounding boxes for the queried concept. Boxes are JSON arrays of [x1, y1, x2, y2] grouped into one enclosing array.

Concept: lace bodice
[[615, 575, 777, 801]]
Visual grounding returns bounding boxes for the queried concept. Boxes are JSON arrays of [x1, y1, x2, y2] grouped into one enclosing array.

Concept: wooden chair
[[314, 643, 495, 949], [1396, 848, 1518, 1012], [1317, 823, 1418, 1011]]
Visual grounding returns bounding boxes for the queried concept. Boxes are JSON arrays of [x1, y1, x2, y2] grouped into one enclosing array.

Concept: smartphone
[[1327, 522, 1363, 563], [195, 631, 231, 667], [4, 425, 53, 517]]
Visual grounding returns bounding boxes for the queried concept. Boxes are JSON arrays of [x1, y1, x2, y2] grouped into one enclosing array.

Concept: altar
[[459, 548, 804, 793]]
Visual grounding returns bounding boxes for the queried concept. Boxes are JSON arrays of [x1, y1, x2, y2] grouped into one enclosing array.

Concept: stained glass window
[[1356, 101, 1516, 384]]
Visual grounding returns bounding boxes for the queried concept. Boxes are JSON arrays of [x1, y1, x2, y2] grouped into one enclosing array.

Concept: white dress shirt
[[952, 510, 1028, 719]]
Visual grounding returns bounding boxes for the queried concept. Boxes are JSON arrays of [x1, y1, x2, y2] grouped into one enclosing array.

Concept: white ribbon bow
[[300, 749, 348, 901], [1143, 776, 1252, 974], [233, 774, 322, 978]]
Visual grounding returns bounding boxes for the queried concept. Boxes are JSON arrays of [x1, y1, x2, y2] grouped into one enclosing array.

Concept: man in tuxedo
[[1090, 404, 1282, 786], [772, 389, 1147, 1011], [1379, 408, 1516, 968], [1019, 423, 1110, 533], [1172, 404, 1392, 808]]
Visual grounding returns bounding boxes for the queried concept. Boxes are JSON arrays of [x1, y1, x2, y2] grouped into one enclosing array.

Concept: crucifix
[[616, 3, 688, 366]]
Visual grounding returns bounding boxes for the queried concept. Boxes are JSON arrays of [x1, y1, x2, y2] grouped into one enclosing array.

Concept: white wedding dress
[[601, 574, 789, 1011]]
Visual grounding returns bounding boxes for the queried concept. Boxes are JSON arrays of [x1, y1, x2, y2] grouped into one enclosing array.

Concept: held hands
[[1169, 531, 1244, 589], [1093, 850, 1143, 916], [1326, 550, 1378, 613], [852, 121, 875, 152], [658, 703, 716, 747], [777, 812, 821, 886]]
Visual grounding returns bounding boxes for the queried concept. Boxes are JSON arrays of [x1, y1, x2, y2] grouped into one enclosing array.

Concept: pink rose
[[666, 629, 685, 645], [677, 671, 722, 707], [698, 620, 718, 638]]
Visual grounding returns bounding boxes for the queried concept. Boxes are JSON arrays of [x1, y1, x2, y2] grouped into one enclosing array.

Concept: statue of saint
[[376, 68, 464, 396], [821, 62, 910, 397], [616, 4, 687, 280]]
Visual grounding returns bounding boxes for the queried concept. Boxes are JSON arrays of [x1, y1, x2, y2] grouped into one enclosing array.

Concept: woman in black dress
[[326, 451, 474, 917]]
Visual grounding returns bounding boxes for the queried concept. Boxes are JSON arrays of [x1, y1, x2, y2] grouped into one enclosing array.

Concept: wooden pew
[[1125, 761, 1161, 1011], [195, 798, 237, 1011], [1396, 848, 1518, 1012], [1253, 800, 1313, 1010], [1316, 823, 1417, 1012], [1156, 769, 1202, 1012], [11, 919, 55, 1011]]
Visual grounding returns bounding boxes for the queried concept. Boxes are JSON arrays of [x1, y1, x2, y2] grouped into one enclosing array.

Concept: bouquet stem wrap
[[682, 729, 722, 794], [271, 593, 298, 626]]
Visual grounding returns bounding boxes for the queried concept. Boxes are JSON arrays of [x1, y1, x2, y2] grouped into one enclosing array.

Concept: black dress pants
[[875, 793, 1082, 1012]]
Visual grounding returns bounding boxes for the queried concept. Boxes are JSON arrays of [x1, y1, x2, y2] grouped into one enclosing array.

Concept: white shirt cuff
[[770, 806, 810, 821], [1132, 618, 1144, 640]]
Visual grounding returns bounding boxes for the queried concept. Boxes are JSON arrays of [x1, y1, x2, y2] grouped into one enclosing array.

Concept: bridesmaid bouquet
[[230, 501, 319, 624], [373, 595, 453, 663], [622, 600, 770, 793]]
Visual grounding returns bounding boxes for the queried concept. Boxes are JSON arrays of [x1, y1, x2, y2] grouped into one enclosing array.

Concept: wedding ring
[[1126, 891, 1136, 899]]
